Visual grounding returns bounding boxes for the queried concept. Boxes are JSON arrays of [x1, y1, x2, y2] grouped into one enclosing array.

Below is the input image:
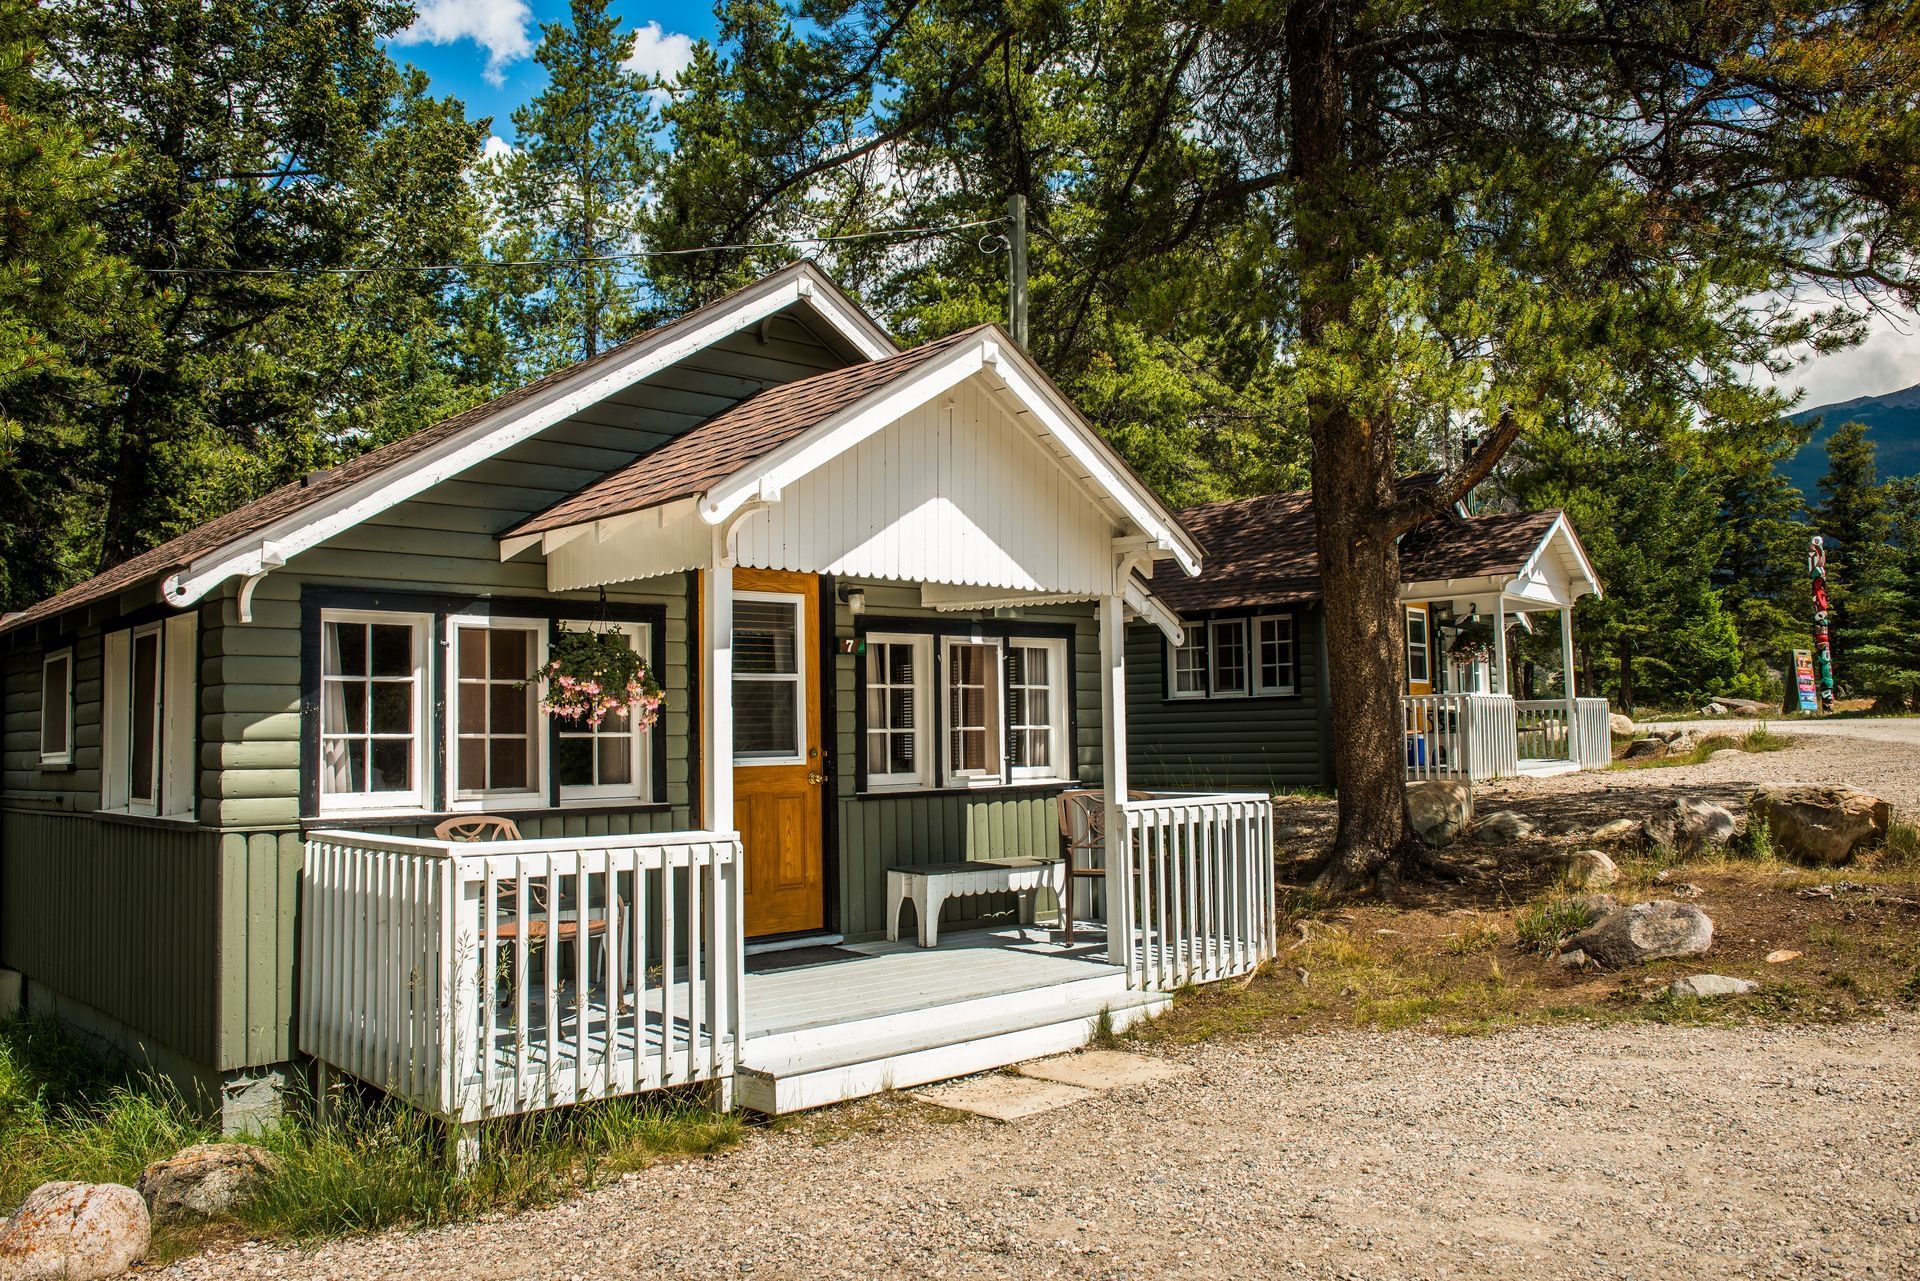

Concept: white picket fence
[[1572, 696, 1613, 769], [1115, 793, 1278, 991], [302, 829, 742, 1123], [1403, 693, 1520, 782]]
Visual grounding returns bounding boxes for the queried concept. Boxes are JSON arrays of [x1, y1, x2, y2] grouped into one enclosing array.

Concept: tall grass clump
[[1882, 818, 1920, 869], [1514, 898, 1594, 954], [0, 1019, 213, 1212]]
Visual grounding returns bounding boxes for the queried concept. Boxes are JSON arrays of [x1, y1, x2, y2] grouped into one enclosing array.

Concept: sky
[[388, 0, 1919, 411]]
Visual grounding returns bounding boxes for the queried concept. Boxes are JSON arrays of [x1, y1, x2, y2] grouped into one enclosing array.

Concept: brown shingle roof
[[507, 325, 990, 538], [1146, 491, 1566, 614], [0, 263, 879, 637]]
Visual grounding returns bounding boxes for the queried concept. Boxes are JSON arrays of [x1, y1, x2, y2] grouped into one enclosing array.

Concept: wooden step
[[736, 985, 1168, 1114]]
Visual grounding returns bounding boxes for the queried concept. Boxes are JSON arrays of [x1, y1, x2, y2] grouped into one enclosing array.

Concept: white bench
[[884, 858, 1068, 948]]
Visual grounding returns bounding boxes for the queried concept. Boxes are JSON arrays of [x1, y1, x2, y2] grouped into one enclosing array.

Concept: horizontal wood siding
[[827, 579, 1094, 938], [1125, 606, 1331, 792]]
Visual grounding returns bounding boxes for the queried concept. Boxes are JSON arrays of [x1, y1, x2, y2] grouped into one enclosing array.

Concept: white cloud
[[394, 0, 534, 86], [482, 134, 516, 162], [1758, 305, 1920, 410], [624, 21, 695, 84]]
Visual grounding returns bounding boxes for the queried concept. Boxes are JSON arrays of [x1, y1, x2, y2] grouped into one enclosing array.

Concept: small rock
[[1406, 780, 1473, 846], [1623, 738, 1669, 761], [1700, 701, 1728, 716], [136, 1143, 279, 1223], [1547, 848, 1619, 889], [1556, 949, 1594, 970], [1708, 748, 1744, 761], [1766, 949, 1803, 964], [1589, 817, 1643, 845], [1476, 810, 1536, 844], [1546, 818, 1588, 838], [1608, 712, 1635, 737], [1751, 785, 1890, 866], [0, 1182, 149, 1281], [1564, 900, 1715, 968], [1669, 974, 1757, 999], [1666, 882, 1704, 900], [1654, 728, 1689, 744], [1643, 796, 1737, 852]]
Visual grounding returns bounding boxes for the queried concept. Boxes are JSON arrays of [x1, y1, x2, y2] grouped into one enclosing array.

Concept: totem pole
[[1808, 535, 1836, 712]]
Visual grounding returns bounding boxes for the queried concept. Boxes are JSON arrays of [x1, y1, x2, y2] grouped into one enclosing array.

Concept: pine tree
[[1715, 420, 1814, 700], [481, 0, 660, 376], [1884, 477, 1920, 709], [1816, 422, 1905, 705], [44, 0, 490, 570], [0, 0, 129, 608]]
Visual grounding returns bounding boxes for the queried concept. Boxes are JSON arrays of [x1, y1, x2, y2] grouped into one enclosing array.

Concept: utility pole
[[1007, 193, 1029, 351]]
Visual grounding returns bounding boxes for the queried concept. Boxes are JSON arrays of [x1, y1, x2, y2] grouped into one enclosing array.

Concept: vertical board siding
[[1124, 606, 1331, 793], [826, 579, 1095, 938], [0, 810, 224, 1064]]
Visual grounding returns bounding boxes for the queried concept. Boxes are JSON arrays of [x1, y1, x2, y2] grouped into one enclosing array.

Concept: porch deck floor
[[743, 926, 1120, 1042], [1517, 757, 1581, 778]]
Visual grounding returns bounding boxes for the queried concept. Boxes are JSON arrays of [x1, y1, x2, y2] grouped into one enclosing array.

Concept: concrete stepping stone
[[1015, 1049, 1188, 1090], [911, 1075, 1092, 1121]]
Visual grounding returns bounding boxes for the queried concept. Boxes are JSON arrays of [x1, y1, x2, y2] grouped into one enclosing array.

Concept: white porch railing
[[1115, 793, 1277, 991], [301, 828, 742, 1124], [1514, 698, 1574, 762], [1572, 696, 1612, 769], [1403, 693, 1519, 782]]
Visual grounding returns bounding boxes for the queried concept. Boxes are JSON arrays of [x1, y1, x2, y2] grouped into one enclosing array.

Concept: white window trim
[[1208, 618, 1250, 698], [160, 613, 197, 820], [1253, 614, 1298, 697], [1006, 637, 1071, 782], [555, 619, 654, 805], [447, 613, 549, 812], [942, 634, 1007, 786], [318, 608, 432, 817], [1167, 633, 1207, 701], [732, 590, 808, 766], [863, 632, 933, 791], [39, 649, 73, 766], [1406, 606, 1431, 685], [125, 622, 166, 817]]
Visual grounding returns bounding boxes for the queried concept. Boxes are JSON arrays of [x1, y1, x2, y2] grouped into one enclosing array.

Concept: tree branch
[[1379, 408, 1523, 537]]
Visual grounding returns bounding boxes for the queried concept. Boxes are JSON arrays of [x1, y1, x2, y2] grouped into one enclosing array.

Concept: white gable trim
[[698, 330, 1202, 576], [159, 264, 893, 609]]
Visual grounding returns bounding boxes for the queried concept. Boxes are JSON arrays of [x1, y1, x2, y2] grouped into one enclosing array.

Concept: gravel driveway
[[153, 719, 1920, 1281], [157, 1015, 1920, 1281]]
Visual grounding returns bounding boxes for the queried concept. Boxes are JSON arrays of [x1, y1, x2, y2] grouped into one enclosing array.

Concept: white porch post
[[704, 555, 735, 833], [1560, 606, 1577, 761], [1493, 596, 1509, 696], [1098, 590, 1133, 975]]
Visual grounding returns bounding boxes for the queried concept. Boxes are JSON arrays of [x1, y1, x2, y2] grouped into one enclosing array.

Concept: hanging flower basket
[[1448, 617, 1496, 667], [529, 627, 664, 730]]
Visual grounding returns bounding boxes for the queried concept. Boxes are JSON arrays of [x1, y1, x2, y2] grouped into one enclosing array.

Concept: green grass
[[0, 1018, 744, 1247], [1612, 723, 1795, 770], [1513, 897, 1595, 953]]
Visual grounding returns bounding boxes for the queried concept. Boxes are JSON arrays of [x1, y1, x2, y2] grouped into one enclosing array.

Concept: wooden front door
[[731, 569, 826, 937]]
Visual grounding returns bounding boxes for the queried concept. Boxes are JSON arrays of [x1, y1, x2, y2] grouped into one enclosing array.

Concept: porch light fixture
[[841, 588, 866, 615]]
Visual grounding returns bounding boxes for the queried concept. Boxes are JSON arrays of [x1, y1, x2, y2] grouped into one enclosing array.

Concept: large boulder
[[0, 1182, 149, 1281], [136, 1143, 278, 1223], [1407, 780, 1473, 845], [1643, 796, 1736, 852], [1564, 900, 1714, 969], [1547, 848, 1619, 889], [1623, 737, 1669, 761], [1590, 817, 1644, 845], [1476, 810, 1537, 844], [1751, 785, 1890, 866], [1608, 712, 1635, 738]]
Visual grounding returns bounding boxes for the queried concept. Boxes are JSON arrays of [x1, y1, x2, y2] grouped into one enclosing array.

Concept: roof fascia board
[[987, 348, 1202, 576], [161, 267, 888, 608]]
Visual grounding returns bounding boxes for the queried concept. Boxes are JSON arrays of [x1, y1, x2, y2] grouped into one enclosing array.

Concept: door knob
[[807, 771, 828, 785]]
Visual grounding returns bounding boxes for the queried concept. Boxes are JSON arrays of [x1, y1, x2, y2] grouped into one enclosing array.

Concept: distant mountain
[[1782, 380, 1920, 496]]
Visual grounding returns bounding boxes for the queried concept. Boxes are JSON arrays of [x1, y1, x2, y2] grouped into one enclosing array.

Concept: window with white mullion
[[555, 620, 652, 803], [127, 623, 164, 813], [734, 594, 805, 764], [319, 611, 428, 813], [864, 634, 930, 789], [1406, 607, 1431, 684], [1208, 618, 1249, 697], [1168, 631, 1207, 699], [451, 617, 544, 805], [1254, 615, 1297, 695], [943, 637, 1005, 784], [1006, 640, 1067, 779]]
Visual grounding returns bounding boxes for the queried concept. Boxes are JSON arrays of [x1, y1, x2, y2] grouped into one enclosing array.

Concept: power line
[[140, 215, 1010, 277]]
